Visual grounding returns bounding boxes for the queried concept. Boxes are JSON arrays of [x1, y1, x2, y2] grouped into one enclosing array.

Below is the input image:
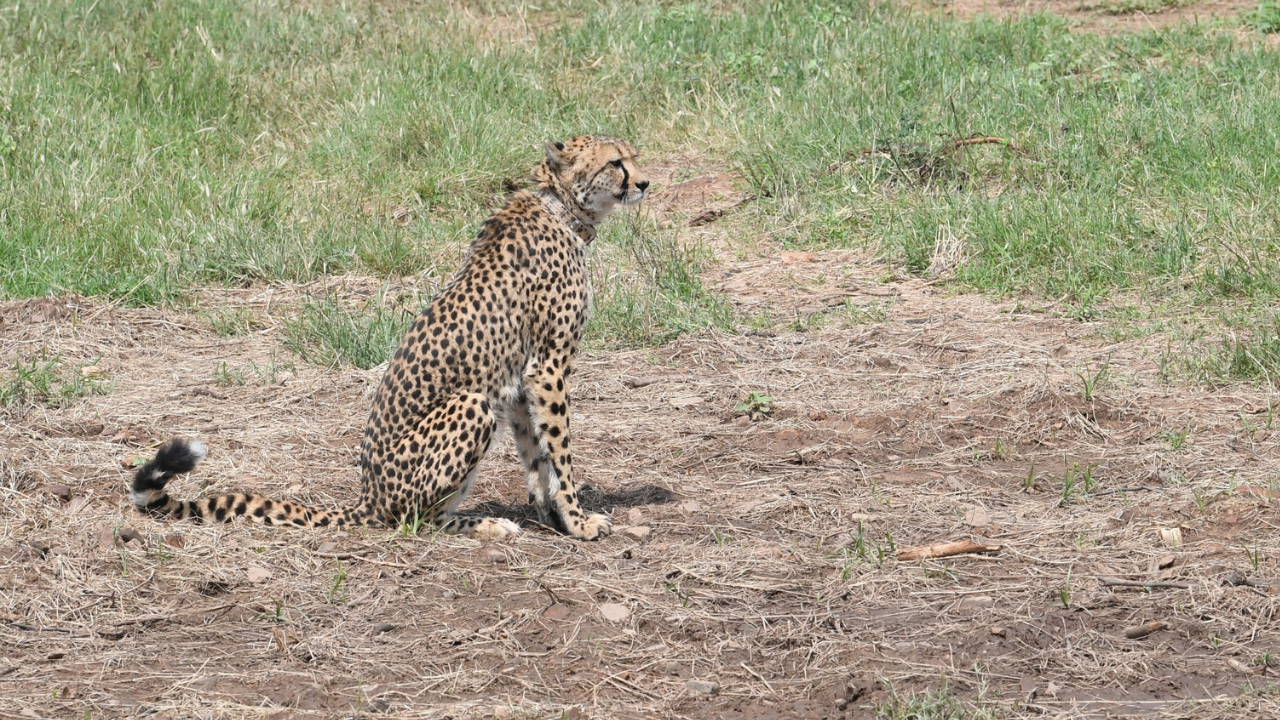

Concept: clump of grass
[[1163, 316, 1280, 386], [0, 353, 110, 412], [1078, 0, 1194, 15], [284, 297, 412, 370], [205, 308, 259, 337], [876, 686, 1001, 720], [588, 218, 733, 349], [1248, 1, 1280, 32], [215, 353, 294, 386]]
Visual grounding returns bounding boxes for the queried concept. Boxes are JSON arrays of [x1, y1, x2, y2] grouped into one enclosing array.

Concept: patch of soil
[[925, 0, 1267, 36], [2, 256, 1280, 718]]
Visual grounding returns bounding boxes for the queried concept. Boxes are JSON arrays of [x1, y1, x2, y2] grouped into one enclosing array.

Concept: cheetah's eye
[[610, 160, 623, 168]]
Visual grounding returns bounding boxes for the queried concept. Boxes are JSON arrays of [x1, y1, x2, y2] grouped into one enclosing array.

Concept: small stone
[[46, 650, 66, 661], [441, 589, 456, 600], [686, 679, 719, 695], [598, 603, 631, 622], [990, 626, 1006, 637], [543, 604, 573, 621], [246, 567, 273, 583], [164, 534, 185, 549], [98, 526, 143, 548], [620, 526, 651, 541], [773, 428, 801, 443], [680, 501, 703, 514], [493, 708, 513, 720], [626, 508, 645, 524], [1160, 527, 1182, 548], [964, 506, 990, 528], [317, 541, 338, 554], [1156, 555, 1175, 570], [372, 623, 396, 635], [483, 548, 507, 563], [958, 595, 995, 611], [48, 485, 72, 502]]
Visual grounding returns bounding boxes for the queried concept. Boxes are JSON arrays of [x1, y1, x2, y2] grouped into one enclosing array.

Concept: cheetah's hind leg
[[395, 392, 521, 540]]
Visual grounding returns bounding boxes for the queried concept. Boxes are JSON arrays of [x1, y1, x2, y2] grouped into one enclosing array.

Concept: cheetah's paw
[[575, 513, 612, 541], [471, 518, 522, 541]]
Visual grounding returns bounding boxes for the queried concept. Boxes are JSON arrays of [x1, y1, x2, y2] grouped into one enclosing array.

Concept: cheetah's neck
[[536, 189, 597, 245]]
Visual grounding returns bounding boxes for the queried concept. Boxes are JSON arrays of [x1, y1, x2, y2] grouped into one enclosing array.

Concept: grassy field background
[[5, 3, 1280, 718], [3, 0, 1279, 375]]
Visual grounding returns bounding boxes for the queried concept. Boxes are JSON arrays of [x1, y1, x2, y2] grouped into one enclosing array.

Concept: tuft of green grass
[[284, 297, 413, 370], [876, 687, 1001, 720], [205, 308, 259, 337], [1248, 2, 1280, 32], [0, 353, 110, 412], [1078, 0, 1195, 15], [1163, 315, 1280, 386], [587, 216, 733, 349]]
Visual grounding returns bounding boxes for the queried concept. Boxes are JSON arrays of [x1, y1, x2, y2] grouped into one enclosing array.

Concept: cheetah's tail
[[129, 438, 365, 527]]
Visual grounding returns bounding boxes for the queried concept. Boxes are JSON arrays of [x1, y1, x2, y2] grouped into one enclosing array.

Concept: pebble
[[620, 526, 651, 541], [598, 603, 631, 622], [686, 679, 719, 695]]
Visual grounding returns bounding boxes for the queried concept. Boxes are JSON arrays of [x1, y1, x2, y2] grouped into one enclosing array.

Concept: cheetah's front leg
[[520, 357, 611, 540]]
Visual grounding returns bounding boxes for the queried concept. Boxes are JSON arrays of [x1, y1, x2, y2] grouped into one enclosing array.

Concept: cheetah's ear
[[544, 141, 566, 168]]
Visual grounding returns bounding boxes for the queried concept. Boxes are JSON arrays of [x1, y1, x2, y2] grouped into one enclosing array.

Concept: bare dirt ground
[[922, 0, 1266, 35], [3, 168, 1280, 719], [917, 0, 1280, 53]]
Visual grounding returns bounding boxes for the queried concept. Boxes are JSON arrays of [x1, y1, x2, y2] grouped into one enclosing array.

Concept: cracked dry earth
[[2, 246, 1280, 719]]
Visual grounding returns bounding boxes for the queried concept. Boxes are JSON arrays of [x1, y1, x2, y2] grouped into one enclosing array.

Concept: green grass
[[1249, 2, 1280, 32], [0, 353, 110, 411], [2, 1, 1279, 358], [283, 296, 413, 370], [1078, 0, 1196, 15], [587, 215, 733, 348], [876, 687, 1001, 720]]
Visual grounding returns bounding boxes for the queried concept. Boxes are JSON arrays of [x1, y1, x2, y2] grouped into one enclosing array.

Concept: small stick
[[741, 662, 778, 696], [1090, 486, 1164, 497], [896, 539, 1001, 562], [1097, 576, 1190, 590], [622, 376, 670, 389], [7, 621, 78, 634], [534, 575, 564, 607], [1124, 621, 1168, 639]]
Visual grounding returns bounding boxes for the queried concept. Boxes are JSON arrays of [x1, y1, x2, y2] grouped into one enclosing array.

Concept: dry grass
[[3, 238, 1280, 719]]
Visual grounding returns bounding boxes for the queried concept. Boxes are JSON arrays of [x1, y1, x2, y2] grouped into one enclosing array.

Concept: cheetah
[[129, 135, 649, 540]]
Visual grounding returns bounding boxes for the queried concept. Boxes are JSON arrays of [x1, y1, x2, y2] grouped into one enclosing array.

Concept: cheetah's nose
[[635, 180, 649, 192]]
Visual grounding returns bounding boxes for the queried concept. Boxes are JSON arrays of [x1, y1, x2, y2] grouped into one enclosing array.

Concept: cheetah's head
[[533, 135, 649, 224]]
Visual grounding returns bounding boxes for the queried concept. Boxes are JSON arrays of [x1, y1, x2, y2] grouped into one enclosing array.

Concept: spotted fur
[[130, 136, 649, 540]]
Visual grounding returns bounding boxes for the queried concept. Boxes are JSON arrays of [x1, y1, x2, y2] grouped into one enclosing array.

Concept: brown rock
[[620, 526, 651, 541]]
